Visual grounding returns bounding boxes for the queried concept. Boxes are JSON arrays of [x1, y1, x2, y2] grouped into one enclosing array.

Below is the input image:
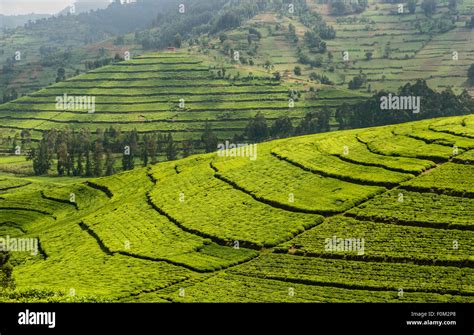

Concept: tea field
[[0, 114, 473, 302]]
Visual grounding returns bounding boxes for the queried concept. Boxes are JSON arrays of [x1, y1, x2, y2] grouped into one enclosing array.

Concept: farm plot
[[0, 187, 73, 219], [229, 253, 474, 295], [0, 50, 365, 143], [0, 178, 31, 191], [13, 220, 193, 299], [358, 130, 457, 162], [393, 125, 474, 150], [313, 131, 434, 174], [272, 140, 413, 186], [160, 272, 471, 303], [0, 156, 34, 175], [347, 189, 474, 230], [211, 146, 384, 214], [81, 194, 257, 272], [149, 158, 323, 248], [278, 216, 473, 264], [0, 209, 54, 236], [429, 115, 474, 138], [41, 183, 109, 211], [453, 150, 474, 164], [400, 163, 474, 196]]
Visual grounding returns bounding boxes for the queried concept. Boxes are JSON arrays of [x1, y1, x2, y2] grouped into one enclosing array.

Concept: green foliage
[[245, 112, 269, 141], [421, 0, 437, 16], [468, 64, 474, 85], [293, 66, 302, 76], [348, 189, 474, 229], [272, 140, 413, 186], [149, 159, 322, 248], [230, 254, 474, 295], [212, 148, 384, 214], [162, 272, 470, 302], [408, 0, 417, 14], [401, 163, 474, 196], [279, 216, 474, 264], [336, 80, 473, 129], [2, 115, 474, 302], [348, 73, 367, 90], [0, 252, 15, 290]]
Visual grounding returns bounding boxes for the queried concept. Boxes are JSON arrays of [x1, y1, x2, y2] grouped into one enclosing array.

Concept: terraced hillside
[[0, 114, 473, 302], [0, 0, 180, 97], [0, 51, 363, 143], [200, 1, 473, 94], [314, 0, 474, 93]]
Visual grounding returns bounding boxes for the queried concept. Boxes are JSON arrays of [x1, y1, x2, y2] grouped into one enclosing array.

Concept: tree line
[[336, 80, 473, 129], [27, 128, 182, 177], [24, 105, 332, 177], [21, 81, 474, 177]]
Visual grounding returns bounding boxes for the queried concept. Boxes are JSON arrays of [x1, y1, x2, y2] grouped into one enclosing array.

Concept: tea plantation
[[0, 114, 473, 302]]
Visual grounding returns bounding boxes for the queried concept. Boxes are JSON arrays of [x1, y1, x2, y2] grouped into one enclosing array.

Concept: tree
[[288, 23, 297, 42], [56, 142, 68, 176], [467, 16, 474, 28], [383, 41, 392, 59], [156, 133, 165, 158], [245, 112, 268, 141], [114, 35, 125, 45], [348, 74, 367, 89], [273, 71, 281, 81], [0, 252, 15, 290], [294, 66, 302, 76], [264, 60, 273, 72], [32, 139, 52, 175], [295, 112, 320, 135], [448, 0, 458, 11], [304, 31, 326, 53], [365, 51, 373, 61], [165, 133, 178, 160], [331, 1, 348, 15], [318, 108, 331, 132], [76, 152, 84, 176], [2, 88, 18, 103], [271, 116, 293, 138], [182, 139, 194, 158], [174, 33, 182, 48], [219, 33, 227, 43], [122, 146, 134, 171], [468, 64, 474, 85], [148, 133, 158, 164], [105, 150, 115, 176], [201, 122, 218, 153], [421, 0, 436, 17], [92, 142, 104, 177], [85, 150, 93, 177], [328, 51, 333, 62], [407, 0, 417, 14], [141, 134, 150, 166], [56, 67, 66, 82]]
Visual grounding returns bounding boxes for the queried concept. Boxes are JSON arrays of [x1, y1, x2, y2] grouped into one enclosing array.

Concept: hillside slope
[[0, 51, 363, 143], [197, 1, 473, 95], [1, 114, 473, 302]]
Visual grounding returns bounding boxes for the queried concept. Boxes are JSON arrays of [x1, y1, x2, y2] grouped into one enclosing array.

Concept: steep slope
[[1, 114, 473, 302], [0, 51, 362, 143], [197, 1, 473, 95]]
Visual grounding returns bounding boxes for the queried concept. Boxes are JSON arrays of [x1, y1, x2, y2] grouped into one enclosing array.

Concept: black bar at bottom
[[0, 303, 472, 334]]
